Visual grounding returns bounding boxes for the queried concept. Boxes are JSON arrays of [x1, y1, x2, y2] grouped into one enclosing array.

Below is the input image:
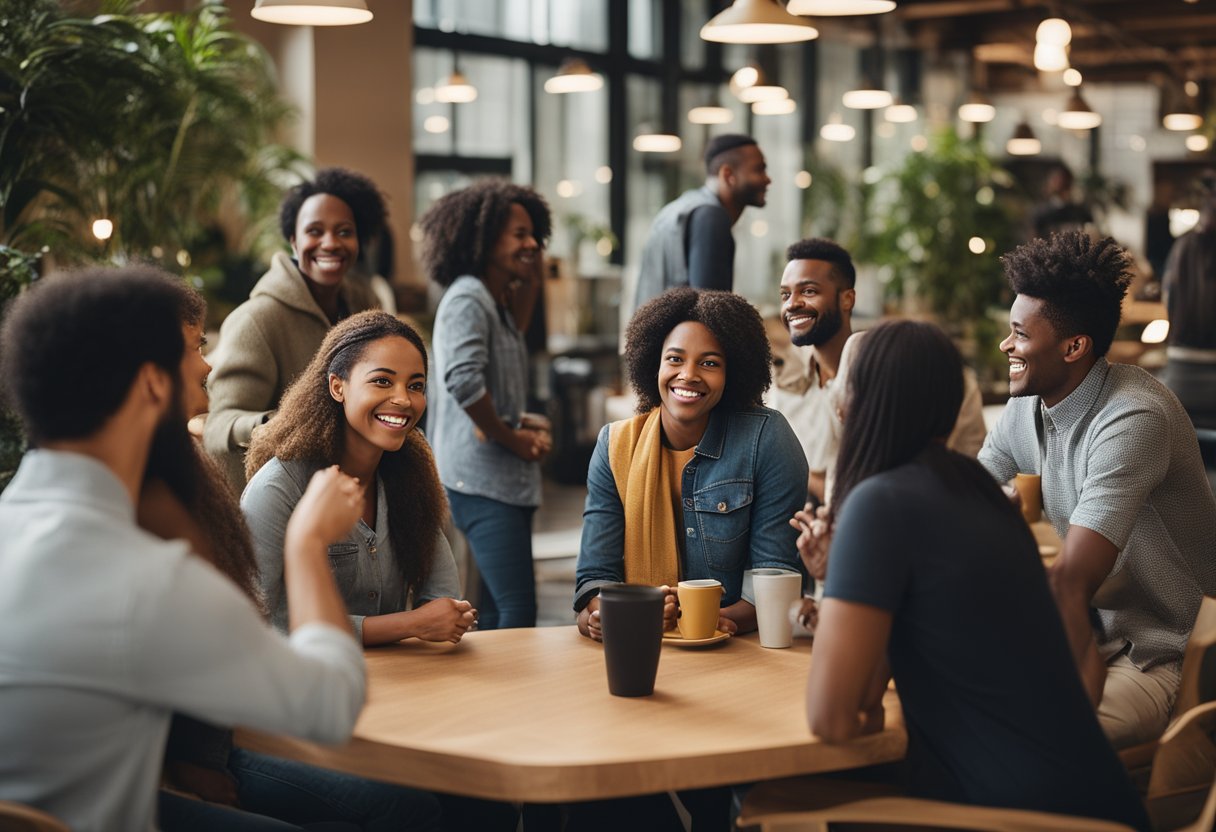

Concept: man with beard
[[769, 238, 858, 505], [0, 266, 367, 831], [629, 133, 770, 319], [980, 233, 1216, 749]]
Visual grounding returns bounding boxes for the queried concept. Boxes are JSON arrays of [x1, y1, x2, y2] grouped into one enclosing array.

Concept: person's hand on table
[[577, 596, 602, 641], [790, 502, 831, 581], [795, 597, 818, 635], [716, 615, 738, 636], [412, 598, 478, 643]]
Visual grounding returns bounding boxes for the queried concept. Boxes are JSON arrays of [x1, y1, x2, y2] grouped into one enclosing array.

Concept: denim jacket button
[[717, 501, 727, 512], [683, 498, 693, 508], [686, 528, 696, 538]]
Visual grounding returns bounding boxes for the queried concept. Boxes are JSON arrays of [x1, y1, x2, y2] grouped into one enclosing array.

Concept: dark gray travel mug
[[599, 583, 665, 697]]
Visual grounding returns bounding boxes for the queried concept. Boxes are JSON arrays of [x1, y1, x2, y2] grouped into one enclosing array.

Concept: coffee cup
[[751, 569, 803, 648], [677, 579, 723, 640], [599, 584, 665, 697], [1014, 473, 1042, 524]]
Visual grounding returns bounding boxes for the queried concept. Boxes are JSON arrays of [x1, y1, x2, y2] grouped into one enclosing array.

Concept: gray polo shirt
[[429, 275, 541, 507], [980, 359, 1216, 669]]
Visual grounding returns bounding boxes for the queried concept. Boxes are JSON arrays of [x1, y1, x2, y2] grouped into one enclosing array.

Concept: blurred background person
[[418, 180, 552, 631]]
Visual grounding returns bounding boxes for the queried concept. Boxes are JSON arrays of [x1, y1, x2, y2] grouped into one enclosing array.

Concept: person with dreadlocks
[[417, 181, 553, 631]]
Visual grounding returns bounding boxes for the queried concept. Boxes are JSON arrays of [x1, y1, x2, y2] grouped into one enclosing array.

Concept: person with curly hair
[[204, 167, 386, 491], [574, 287, 806, 642], [979, 230, 1216, 750], [803, 320, 1147, 829], [418, 180, 553, 630]]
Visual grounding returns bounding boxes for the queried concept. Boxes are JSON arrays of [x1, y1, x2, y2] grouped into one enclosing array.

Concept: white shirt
[[0, 450, 365, 831]]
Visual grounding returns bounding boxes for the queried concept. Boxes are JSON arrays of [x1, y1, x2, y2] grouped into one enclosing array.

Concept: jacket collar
[[251, 252, 354, 325], [693, 408, 729, 460]]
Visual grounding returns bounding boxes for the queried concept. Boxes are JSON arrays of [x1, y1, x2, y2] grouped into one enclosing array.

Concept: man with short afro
[[979, 231, 1216, 750], [629, 134, 770, 319]]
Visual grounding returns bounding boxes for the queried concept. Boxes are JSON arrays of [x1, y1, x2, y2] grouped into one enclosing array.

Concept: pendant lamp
[[251, 0, 372, 25], [701, 0, 818, 44]]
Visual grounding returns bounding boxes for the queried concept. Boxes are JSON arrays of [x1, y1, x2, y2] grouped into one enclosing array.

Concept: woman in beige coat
[[203, 168, 384, 490]]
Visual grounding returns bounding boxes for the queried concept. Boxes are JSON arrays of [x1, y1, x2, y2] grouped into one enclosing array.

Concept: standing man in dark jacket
[[629, 134, 770, 319]]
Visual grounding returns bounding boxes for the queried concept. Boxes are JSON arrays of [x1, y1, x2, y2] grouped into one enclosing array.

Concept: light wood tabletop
[[235, 626, 906, 802]]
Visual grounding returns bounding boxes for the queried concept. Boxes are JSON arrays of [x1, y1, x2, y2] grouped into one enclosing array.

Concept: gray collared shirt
[[980, 359, 1216, 669], [243, 457, 462, 641], [429, 275, 541, 507], [0, 450, 364, 832]]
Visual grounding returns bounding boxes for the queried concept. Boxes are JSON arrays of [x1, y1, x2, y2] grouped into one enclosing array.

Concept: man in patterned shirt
[[979, 231, 1216, 749]]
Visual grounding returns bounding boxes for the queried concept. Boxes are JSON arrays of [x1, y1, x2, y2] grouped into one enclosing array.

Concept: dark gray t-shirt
[[825, 453, 1147, 829]]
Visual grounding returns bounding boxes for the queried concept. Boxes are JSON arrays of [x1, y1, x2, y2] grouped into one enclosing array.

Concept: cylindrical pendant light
[[251, 0, 372, 25], [435, 70, 478, 104], [544, 58, 603, 94], [958, 91, 996, 123], [1006, 121, 1041, 156], [1058, 89, 1101, 130], [788, 0, 895, 13]]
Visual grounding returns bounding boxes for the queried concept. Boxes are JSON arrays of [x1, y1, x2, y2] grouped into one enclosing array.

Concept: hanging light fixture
[[700, 0, 819, 44], [1036, 18, 1072, 47], [843, 78, 893, 110], [1006, 121, 1041, 155], [435, 70, 478, 103], [753, 98, 797, 115], [251, 0, 372, 25], [1163, 83, 1203, 131], [787, 0, 895, 14], [735, 65, 789, 103], [544, 58, 603, 94], [688, 101, 735, 124], [885, 98, 917, 122], [633, 124, 682, 153], [958, 91, 996, 123], [1058, 88, 1101, 130], [1034, 43, 1069, 72], [820, 113, 856, 142]]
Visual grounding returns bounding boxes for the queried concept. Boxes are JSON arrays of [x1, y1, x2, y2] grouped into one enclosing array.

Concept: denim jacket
[[574, 406, 807, 611]]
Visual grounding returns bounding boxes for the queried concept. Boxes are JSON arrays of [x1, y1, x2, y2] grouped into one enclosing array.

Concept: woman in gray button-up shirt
[[243, 311, 474, 645], [418, 182, 553, 629]]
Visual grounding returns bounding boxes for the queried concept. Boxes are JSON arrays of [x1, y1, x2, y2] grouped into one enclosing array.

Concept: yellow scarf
[[608, 408, 681, 588]]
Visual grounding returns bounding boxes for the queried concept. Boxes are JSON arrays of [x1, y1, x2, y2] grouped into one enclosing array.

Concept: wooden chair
[[1120, 595, 1216, 785], [0, 801, 71, 832], [737, 700, 1216, 832]]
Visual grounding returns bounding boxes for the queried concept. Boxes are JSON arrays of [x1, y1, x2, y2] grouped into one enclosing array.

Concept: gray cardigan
[[242, 457, 462, 641]]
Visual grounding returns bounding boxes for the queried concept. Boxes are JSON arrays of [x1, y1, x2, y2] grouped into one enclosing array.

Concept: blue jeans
[[447, 489, 537, 629], [227, 748, 442, 832]]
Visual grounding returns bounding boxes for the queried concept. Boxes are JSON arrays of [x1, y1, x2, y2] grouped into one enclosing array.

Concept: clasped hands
[[789, 501, 832, 636], [576, 586, 739, 643]]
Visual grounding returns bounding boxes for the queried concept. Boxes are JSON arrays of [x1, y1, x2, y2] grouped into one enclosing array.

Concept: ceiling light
[[738, 84, 789, 104], [1034, 43, 1069, 72], [1186, 134, 1210, 152], [885, 101, 917, 123], [1186, 80, 1201, 97], [842, 81, 893, 110], [1063, 68, 1082, 87], [688, 104, 735, 124], [753, 98, 797, 115], [633, 126, 682, 153], [544, 58, 603, 94], [435, 71, 478, 103], [958, 92, 996, 123], [1163, 95, 1203, 131], [700, 0, 819, 44], [820, 114, 855, 142], [1006, 121, 1041, 156], [92, 218, 114, 241], [731, 64, 761, 91], [1141, 319, 1170, 344], [795, 170, 813, 188], [1036, 18, 1072, 47], [787, 0, 895, 13], [1058, 89, 1101, 130], [251, 0, 372, 25], [423, 115, 450, 133]]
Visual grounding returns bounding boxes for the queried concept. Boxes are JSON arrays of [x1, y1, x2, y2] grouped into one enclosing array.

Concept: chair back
[[1173, 596, 1216, 719], [0, 801, 71, 832], [1146, 700, 1216, 831]]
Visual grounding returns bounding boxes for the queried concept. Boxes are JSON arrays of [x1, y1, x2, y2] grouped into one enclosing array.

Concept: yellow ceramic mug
[[677, 579, 723, 640]]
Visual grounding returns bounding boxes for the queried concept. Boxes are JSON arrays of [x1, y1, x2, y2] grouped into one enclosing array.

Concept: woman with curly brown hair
[[417, 180, 553, 630], [243, 310, 474, 646], [573, 288, 806, 642]]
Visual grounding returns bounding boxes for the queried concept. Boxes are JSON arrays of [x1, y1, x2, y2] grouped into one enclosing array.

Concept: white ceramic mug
[[751, 569, 802, 648]]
